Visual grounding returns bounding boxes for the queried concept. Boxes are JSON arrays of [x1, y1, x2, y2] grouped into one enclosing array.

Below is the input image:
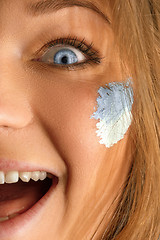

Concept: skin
[[0, 0, 133, 239]]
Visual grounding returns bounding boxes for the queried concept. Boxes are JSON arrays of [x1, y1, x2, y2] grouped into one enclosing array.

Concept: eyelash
[[33, 35, 103, 70]]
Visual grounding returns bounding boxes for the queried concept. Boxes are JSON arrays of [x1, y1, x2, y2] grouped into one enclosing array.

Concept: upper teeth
[[0, 171, 52, 184]]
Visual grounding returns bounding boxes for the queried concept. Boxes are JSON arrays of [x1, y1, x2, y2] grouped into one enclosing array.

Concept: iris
[[54, 49, 78, 65]]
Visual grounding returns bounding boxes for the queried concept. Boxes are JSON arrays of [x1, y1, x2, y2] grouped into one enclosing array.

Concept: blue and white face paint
[[91, 79, 134, 148]]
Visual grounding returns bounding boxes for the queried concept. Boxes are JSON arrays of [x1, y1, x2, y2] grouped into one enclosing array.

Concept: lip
[[0, 173, 59, 239], [0, 158, 59, 177]]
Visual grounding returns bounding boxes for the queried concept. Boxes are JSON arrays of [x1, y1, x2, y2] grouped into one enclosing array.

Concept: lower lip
[[0, 178, 58, 239]]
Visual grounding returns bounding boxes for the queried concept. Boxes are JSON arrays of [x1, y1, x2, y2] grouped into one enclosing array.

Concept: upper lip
[[0, 158, 59, 177]]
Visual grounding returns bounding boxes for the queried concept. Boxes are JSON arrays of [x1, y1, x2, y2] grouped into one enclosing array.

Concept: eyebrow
[[26, 0, 111, 24]]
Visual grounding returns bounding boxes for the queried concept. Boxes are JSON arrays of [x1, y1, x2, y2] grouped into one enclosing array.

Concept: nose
[[0, 92, 33, 129], [0, 71, 33, 130]]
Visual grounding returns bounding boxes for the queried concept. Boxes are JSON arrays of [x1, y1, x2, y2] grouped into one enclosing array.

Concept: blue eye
[[54, 49, 78, 65], [40, 46, 86, 66], [34, 37, 103, 70]]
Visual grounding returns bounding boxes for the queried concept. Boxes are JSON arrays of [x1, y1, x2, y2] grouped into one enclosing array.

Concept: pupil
[[61, 56, 68, 64]]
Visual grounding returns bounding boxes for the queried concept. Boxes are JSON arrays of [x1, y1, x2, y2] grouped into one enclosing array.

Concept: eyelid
[[32, 36, 102, 60]]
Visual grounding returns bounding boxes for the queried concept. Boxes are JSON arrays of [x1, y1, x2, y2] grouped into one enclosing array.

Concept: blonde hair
[[101, 1, 160, 239]]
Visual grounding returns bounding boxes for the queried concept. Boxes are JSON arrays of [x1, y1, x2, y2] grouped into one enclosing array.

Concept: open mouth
[[0, 171, 59, 222]]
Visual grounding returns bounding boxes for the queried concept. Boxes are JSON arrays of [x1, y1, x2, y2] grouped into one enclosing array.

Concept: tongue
[[0, 179, 50, 218]]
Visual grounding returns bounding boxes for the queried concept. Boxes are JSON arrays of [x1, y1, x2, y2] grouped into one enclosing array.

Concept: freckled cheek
[[34, 82, 101, 169], [57, 88, 107, 190], [59, 88, 100, 157]]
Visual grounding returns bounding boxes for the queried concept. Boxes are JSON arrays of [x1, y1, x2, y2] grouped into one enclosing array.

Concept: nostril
[[0, 95, 34, 130]]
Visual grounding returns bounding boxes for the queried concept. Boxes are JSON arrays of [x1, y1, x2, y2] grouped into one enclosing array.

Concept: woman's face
[[0, 1, 133, 239]]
